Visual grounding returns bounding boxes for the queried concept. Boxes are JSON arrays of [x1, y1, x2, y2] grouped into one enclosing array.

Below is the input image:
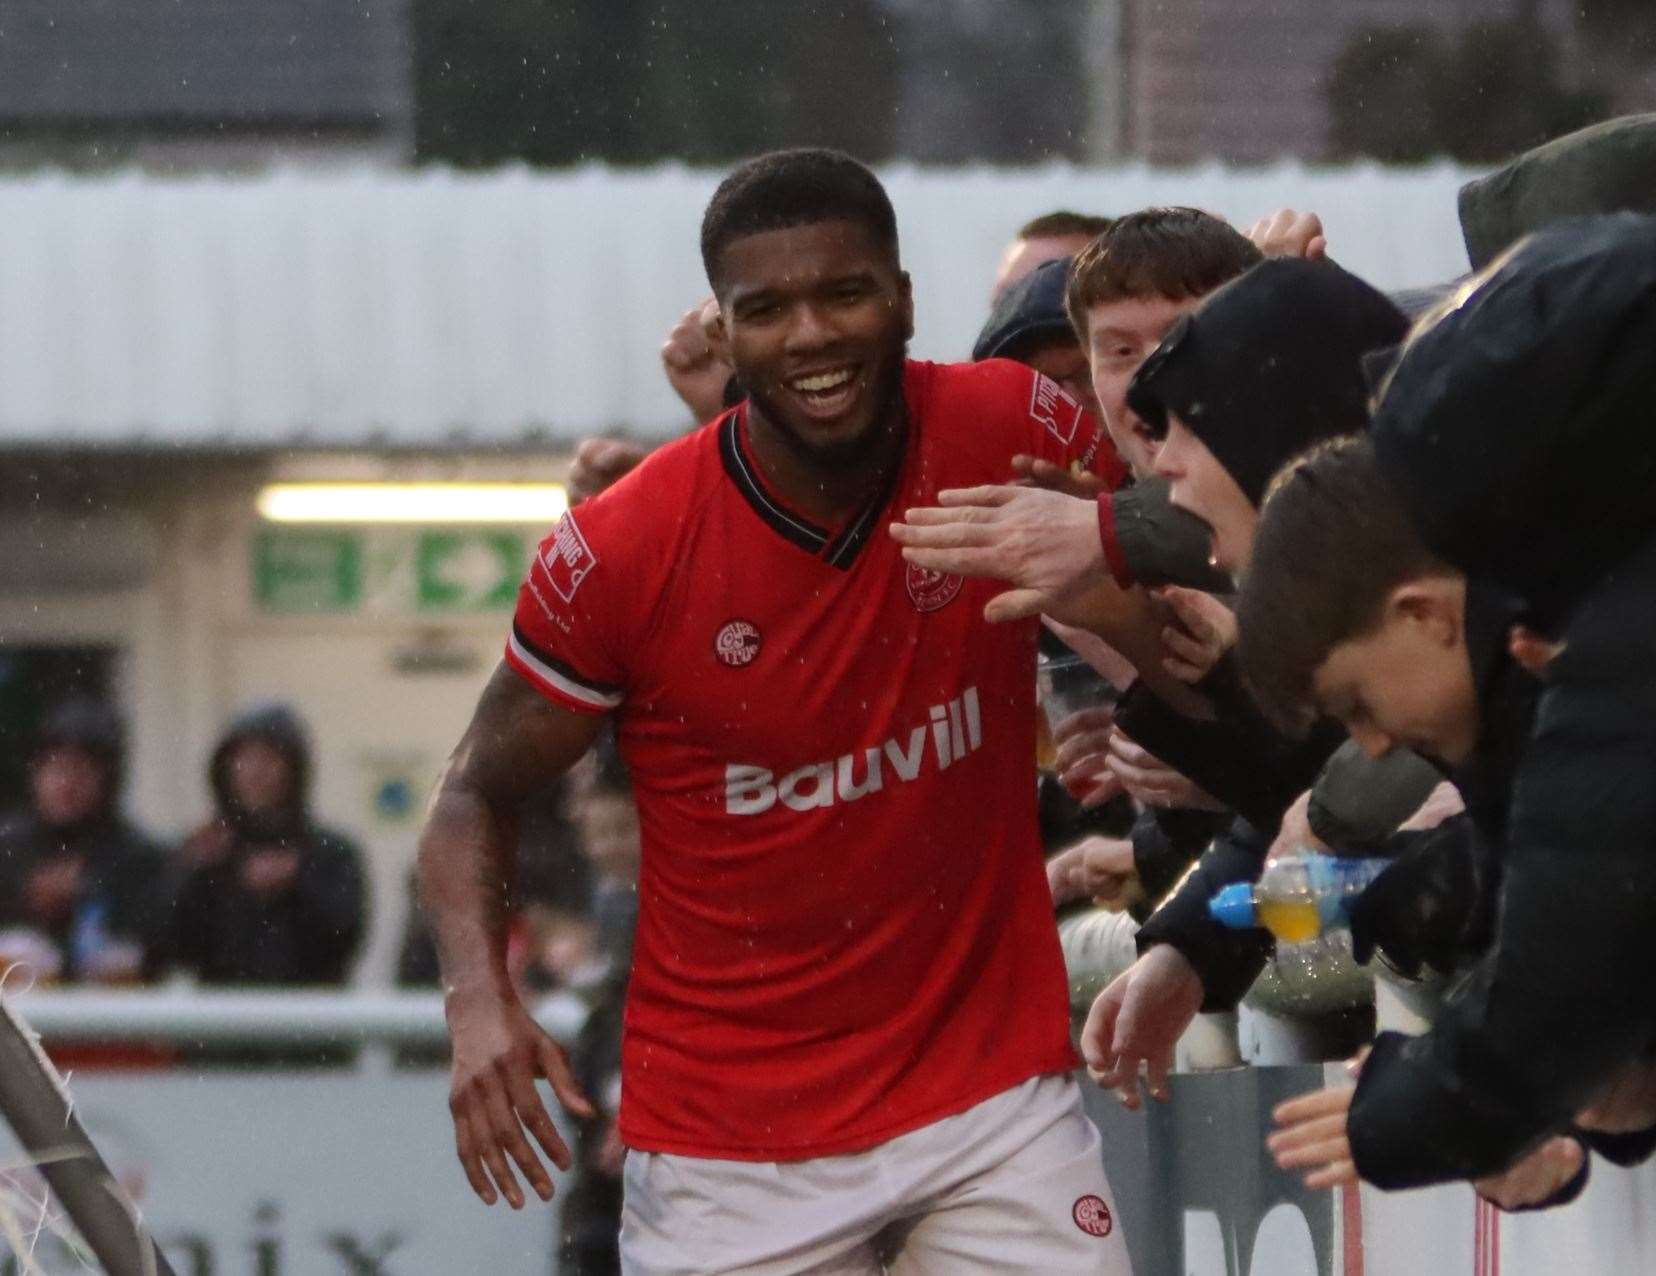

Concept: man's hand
[[1473, 1137, 1585, 1211], [1106, 732, 1224, 811], [568, 438, 649, 506], [1248, 208, 1328, 260], [891, 485, 1104, 625], [660, 297, 732, 425], [1043, 620, 1138, 692], [1579, 1058, 1656, 1134], [1157, 587, 1236, 685], [1269, 1084, 1356, 1188], [1508, 624, 1565, 680], [24, 857, 83, 924], [1268, 789, 1328, 860], [1054, 707, 1123, 809], [240, 845, 302, 895], [1010, 453, 1108, 499], [1397, 780, 1466, 832], [1081, 945, 1204, 1109], [1047, 835, 1142, 911], [446, 989, 595, 1209]]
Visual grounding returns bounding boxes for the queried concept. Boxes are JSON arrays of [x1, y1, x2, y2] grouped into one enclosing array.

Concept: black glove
[[1347, 826, 1479, 977]]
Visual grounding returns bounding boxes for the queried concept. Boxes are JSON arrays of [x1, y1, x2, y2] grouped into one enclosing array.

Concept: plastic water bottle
[[70, 899, 110, 974], [1208, 852, 1389, 943]]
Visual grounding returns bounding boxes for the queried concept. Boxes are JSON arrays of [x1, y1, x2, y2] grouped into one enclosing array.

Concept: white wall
[[0, 162, 1476, 448]]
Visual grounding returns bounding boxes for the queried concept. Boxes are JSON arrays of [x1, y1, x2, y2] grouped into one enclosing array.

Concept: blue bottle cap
[[1208, 883, 1257, 930]]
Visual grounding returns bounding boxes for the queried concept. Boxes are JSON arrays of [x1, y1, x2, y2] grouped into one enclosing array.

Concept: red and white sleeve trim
[[506, 629, 622, 713]]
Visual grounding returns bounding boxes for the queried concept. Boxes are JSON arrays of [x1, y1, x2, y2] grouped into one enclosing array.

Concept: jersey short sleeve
[[507, 505, 630, 715]]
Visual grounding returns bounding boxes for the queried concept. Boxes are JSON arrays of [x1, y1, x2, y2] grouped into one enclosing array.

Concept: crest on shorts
[[905, 563, 963, 613], [714, 619, 762, 667], [1072, 1195, 1113, 1238]]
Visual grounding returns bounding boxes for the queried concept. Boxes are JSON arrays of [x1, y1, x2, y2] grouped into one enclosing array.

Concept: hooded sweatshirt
[[1343, 213, 1656, 1189], [0, 697, 169, 980], [1372, 212, 1656, 629], [1126, 257, 1409, 506], [170, 704, 366, 985], [1458, 113, 1656, 273], [1111, 262, 1408, 1002]]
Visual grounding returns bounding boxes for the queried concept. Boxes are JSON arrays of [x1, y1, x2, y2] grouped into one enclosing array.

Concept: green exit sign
[[253, 528, 536, 615]]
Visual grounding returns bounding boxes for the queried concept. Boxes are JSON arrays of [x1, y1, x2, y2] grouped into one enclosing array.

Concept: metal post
[[0, 997, 177, 1276]]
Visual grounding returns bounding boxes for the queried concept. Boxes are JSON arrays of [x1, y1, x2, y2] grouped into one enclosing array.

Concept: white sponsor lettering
[[724, 764, 778, 815], [779, 762, 835, 811], [884, 726, 927, 781], [724, 688, 986, 815], [928, 704, 953, 769], [836, 748, 883, 801], [543, 515, 597, 604]]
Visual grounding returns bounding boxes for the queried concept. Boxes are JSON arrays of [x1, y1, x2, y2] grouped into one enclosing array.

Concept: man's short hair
[[700, 148, 899, 293], [1064, 207, 1261, 340], [1237, 436, 1451, 734], [1016, 210, 1114, 241]]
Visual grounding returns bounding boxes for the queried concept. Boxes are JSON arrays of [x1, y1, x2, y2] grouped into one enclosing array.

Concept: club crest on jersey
[[543, 515, 597, 604], [714, 619, 762, 667], [1029, 372, 1083, 447], [906, 563, 963, 613], [1072, 1195, 1113, 1238]]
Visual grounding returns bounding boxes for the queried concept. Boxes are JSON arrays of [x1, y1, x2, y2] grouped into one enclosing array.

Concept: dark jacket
[[1458, 113, 1656, 272], [1350, 538, 1656, 1188], [1133, 586, 1525, 1017], [0, 811, 169, 980], [0, 698, 169, 981], [1372, 213, 1656, 630], [170, 705, 366, 986]]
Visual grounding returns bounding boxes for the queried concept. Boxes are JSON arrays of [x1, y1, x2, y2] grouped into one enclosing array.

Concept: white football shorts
[[619, 1072, 1132, 1275]]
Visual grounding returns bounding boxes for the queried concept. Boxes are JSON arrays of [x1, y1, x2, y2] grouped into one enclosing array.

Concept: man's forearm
[[418, 781, 518, 1001]]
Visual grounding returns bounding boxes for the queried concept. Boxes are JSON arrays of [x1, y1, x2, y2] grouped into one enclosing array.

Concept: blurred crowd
[[0, 695, 637, 1005]]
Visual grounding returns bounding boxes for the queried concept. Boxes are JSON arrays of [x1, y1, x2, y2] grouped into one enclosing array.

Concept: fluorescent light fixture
[[257, 482, 568, 524]]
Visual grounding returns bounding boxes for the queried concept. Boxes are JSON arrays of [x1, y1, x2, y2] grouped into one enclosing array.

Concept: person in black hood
[[1262, 216, 1656, 1195], [170, 704, 366, 986], [1131, 255, 1411, 573], [0, 697, 169, 982], [1371, 211, 1656, 630], [1077, 257, 1429, 1100]]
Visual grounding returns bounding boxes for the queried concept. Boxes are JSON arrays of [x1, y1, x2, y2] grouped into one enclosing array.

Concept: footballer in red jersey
[[420, 149, 1135, 1275]]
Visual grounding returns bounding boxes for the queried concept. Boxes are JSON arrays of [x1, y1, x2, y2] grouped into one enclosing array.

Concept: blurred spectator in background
[[990, 210, 1112, 301], [560, 737, 639, 1276], [398, 778, 592, 991], [169, 704, 366, 987], [974, 254, 1101, 422], [0, 697, 168, 984]]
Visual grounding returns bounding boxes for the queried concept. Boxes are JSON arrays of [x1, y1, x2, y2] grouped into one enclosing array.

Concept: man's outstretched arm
[[418, 660, 606, 1209], [890, 484, 1208, 715]]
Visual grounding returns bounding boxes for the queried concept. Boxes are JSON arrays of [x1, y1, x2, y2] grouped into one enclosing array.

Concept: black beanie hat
[[972, 256, 1076, 362], [1126, 257, 1408, 506], [1370, 212, 1656, 623]]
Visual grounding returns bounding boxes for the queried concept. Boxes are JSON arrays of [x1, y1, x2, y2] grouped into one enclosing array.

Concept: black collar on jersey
[[718, 406, 908, 571]]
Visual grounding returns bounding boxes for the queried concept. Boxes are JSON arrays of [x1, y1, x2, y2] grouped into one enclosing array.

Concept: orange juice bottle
[[1208, 852, 1388, 943]]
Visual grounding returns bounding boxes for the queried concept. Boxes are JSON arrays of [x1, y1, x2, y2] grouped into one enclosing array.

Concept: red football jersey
[[508, 359, 1124, 1160]]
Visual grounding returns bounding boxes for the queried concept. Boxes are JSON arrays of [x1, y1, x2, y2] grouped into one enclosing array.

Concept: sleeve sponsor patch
[[1029, 373, 1084, 447], [542, 513, 598, 603]]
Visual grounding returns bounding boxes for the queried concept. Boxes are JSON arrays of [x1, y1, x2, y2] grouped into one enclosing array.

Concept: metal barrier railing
[[6, 986, 588, 1055]]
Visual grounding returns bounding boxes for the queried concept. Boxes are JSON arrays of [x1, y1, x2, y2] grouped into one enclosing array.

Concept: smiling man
[[418, 149, 1133, 1275]]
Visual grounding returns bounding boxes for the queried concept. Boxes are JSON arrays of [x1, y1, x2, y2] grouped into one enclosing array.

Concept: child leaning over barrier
[[1243, 430, 1656, 1203]]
